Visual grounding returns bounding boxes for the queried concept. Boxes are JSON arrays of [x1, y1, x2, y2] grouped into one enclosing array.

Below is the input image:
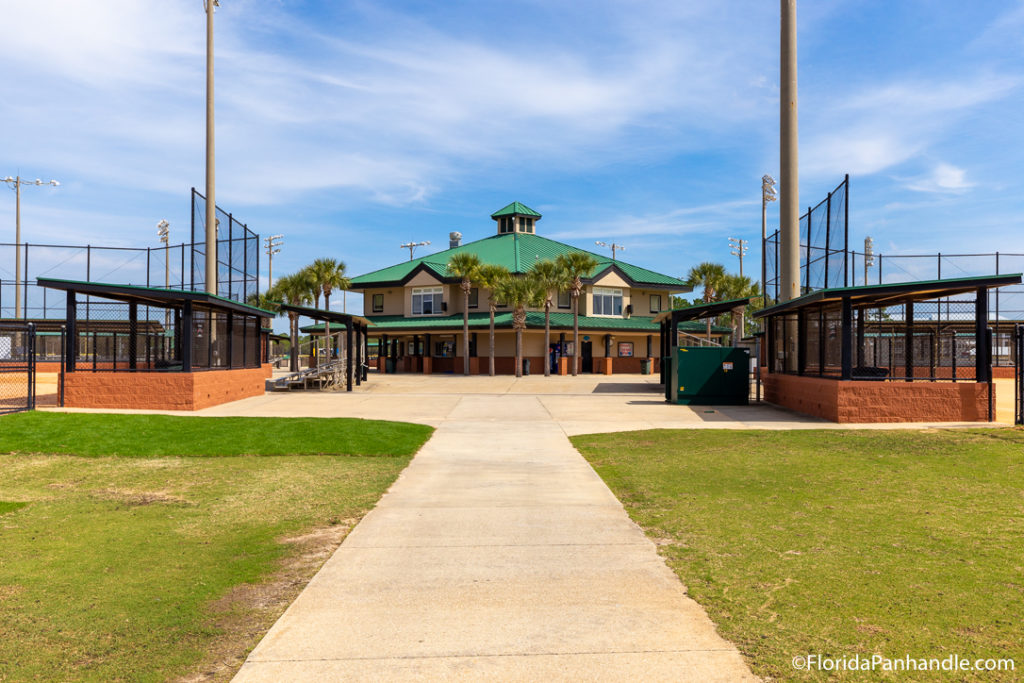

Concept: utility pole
[[595, 241, 626, 260], [780, 0, 800, 302], [761, 174, 777, 303], [264, 234, 283, 287], [400, 240, 431, 260], [3, 175, 60, 318], [157, 220, 171, 353], [728, 237, 749, 277], [204, 0, 220, 296]]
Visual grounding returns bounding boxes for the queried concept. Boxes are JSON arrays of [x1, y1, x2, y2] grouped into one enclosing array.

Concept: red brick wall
[[764, 373, 992, 423], [63, 366, 268, 411]]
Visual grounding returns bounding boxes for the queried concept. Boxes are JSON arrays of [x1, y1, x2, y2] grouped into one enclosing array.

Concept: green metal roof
[[303, 313, 728, 334], [754, 273, 1023, 319], [490, 201, 541, 218], [36, 277, 277, 317], [349, 232, 689, 290]]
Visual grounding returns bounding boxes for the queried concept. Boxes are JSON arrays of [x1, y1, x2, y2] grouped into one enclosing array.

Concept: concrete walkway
[[233, 389, 757, 682]]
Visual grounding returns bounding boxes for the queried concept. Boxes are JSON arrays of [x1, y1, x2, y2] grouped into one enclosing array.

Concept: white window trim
[[592, 287, 624, 317], [411, 286, 444, 316]]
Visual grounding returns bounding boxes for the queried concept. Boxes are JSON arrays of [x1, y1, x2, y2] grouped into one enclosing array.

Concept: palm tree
[[554, 251, 599, 376], [491, 273, 544, 377], [475, 264, 509, 376], [308, 258, 350, 359], [299, 265, 322, 310], [718, 274, 762, 343], [530, 258, 571, 376], [267, 271, 314, 372], [447, 252, 483, 375], [684, 262, 727, 341]]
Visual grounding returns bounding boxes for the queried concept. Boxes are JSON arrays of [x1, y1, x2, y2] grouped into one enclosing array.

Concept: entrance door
[[581, 340, 593, 373]]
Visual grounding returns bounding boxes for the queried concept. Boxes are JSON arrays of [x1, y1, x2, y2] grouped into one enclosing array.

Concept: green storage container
[[669, 346, 749, 405]]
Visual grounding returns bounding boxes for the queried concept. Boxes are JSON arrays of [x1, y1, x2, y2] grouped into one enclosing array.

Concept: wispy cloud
[[902, 163, 975, 194]]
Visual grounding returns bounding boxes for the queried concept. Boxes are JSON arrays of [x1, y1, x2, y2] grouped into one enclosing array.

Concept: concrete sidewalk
[[233, 393, 757, 681]]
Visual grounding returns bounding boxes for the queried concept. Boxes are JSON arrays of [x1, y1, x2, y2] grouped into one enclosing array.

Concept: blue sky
[[2, 0, 1022, 316]]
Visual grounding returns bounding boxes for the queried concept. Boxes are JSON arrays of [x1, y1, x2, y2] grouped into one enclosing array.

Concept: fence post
[[843, 174, 849, 288], [23, 243, 29, 318], [824, 192, 831, 288], [805, 208, 812, 292]]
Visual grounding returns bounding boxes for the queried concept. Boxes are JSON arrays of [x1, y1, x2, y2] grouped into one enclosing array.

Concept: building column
[[128, 302, 138, 370], [346, 323, 354, 391], [65, 291, 77, 373], [975, 287, 990, 382], [840, 297, 852, 380], [905, 301, 915, 382]]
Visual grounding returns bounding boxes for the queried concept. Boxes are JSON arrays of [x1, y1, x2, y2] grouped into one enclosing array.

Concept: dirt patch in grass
[[92, 488, 192, 507], [177, 522, 356, 683]]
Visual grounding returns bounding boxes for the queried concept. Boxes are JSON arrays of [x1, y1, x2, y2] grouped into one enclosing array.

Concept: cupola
[[490, 201, 541, 235]]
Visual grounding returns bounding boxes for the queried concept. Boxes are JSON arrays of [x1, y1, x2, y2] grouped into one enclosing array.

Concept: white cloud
[[904, 163, 975, 194], [802, 76, 1019, 178]]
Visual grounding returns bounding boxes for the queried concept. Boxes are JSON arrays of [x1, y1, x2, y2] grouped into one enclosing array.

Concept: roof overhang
[[753, 273, 1022, 319], [586, 262, 692, 292], [279, 303, 373, 328], [37, 278, 276, 317], [653, 297, 751, 325]]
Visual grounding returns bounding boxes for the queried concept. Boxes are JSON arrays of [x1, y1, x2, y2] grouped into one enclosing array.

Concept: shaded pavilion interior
[[279, 303, 373, 392]]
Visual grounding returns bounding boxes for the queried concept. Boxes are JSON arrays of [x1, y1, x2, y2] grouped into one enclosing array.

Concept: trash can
[[641, 358, 652, 375], [523, 358, 531, 375]]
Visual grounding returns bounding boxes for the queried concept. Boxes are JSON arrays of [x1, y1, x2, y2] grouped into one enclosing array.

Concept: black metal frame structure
[[0, 321, 36, 414], [38, 278, 274, 374], [755, 274, 1022, 387], [279, 304, 373, 392], [653, 297, 751, 385], [190, 188, 259, 303]]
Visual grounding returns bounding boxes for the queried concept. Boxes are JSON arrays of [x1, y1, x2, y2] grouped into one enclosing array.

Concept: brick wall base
[[764, 373, 992, 423], [63, 365, 270, 411]]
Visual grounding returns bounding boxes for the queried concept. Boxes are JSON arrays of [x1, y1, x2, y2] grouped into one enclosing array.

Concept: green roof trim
[[301, 313, 728, 334], [349, 232, 689, 289], [490, 201, 541, 218], [36, 277, 278, 317]]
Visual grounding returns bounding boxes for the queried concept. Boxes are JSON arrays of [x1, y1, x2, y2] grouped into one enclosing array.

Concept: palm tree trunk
[[572, 291, 580, 376], [515, 327, 522, 378], [462, 282, 470, 375], [543, 303, 551, 377], [706, 317, 712, 342], [488, 304, 496, 376], [324, 289, 331, 360]]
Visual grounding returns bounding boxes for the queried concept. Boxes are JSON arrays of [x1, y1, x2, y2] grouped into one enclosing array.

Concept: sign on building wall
[[618, 342, 634, 357]]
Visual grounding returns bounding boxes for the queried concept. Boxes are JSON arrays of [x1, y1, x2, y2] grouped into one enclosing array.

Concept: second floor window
[[412, 286, 443, 315], [372, 294, 384, 313], [557, 290, 571, 309], [650, 294, 662, 313], [468, 287, 479, 308], [592, 287, 623, 316]]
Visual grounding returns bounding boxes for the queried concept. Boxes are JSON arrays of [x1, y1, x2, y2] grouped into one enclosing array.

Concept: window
[[372, 293, 384, 313], [412, 286, 443, 315], [557, 290, 571, 309], [520, 218, 534, 233], [468, 287, 479, 309], [650, 294, 661, 313], [499, 216, 513, 233], [592, 287, 623, 316]]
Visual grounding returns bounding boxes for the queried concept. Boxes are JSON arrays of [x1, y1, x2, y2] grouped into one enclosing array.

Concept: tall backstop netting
[[764, 174, 849, 304], [191, 188, 259, 304]]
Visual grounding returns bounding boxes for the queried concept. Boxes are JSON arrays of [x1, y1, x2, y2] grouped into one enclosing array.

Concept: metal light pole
[[780, 0, 800, 302], [400, 240, 430, 260], [863, 236, 875, 286], [157, 220, 171, 354], [595, 241, 625, 260], [761, 174, 777, 303], [3, 176, 60, 318], [264, 234, 282, 287], [728, 237, 749, 277], [204, 0, 220, 296]]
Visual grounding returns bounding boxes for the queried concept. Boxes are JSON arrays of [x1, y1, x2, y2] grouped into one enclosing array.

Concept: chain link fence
[[0, 322, 36, 413], [191, 188, 259, 303]]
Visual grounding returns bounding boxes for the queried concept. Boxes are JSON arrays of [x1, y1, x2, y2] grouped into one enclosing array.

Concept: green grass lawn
[[0, 413, 433, 682], [573, 428, 1024, 681]]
